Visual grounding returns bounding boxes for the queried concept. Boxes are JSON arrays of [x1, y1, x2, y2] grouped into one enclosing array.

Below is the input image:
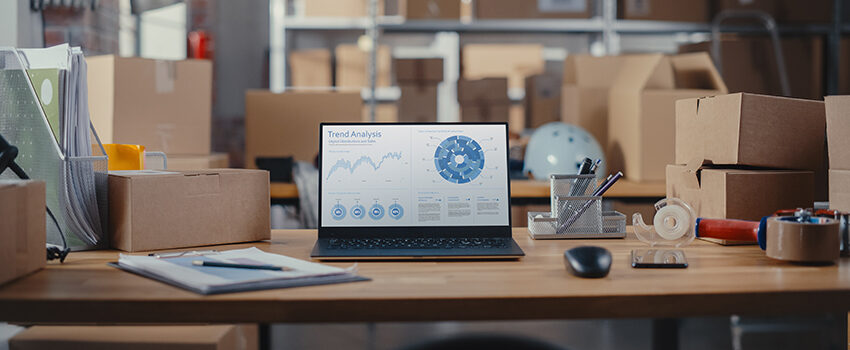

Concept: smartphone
[[631, 249, 688, 268]]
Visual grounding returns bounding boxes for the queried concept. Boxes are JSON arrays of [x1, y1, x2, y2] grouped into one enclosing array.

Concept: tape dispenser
[[631, 198, 696, 267]]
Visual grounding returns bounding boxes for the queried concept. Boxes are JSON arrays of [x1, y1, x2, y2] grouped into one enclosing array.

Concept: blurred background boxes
[[457, 78, 510, 123], [712, 0, 833, 23], [302, 0, 384, 17], [289, 49, 333, 87], [618, 0, 710, 22], [165, 153, 230, 170], [461, 44, 544, 90], [560, 54, 624, 153], [399, 0, 461, 20], [0, 180, 45, 286], [336, 44, 392, 88], [524, 74, 561, 129], [474, 0, 592, 19], [10, 325, 257, 350]]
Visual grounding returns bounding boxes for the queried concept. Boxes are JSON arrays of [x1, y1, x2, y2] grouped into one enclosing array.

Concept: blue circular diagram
[[350, 204, 366, 219], [388, 203, 404, 220], [331, 204, 346, 220], [369, 203, 385, 220], [434, 135, 485, 184]]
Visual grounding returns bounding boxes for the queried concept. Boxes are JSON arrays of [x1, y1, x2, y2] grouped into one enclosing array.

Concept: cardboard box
[[608, 52, 727, 182], [461, 104, 510, 123], [829, 170, 850, 212], [524, 74, 561, 128], [108, 169, 270, 252], [675, 93, 825, 170], [462, 44, 544, 90], [245, 90, 362, 165], [164, 153, 230, 170], [303, 0, 383, 17], [10, 325, 257, 350], [561, 55, 624, 149], [666, 165, 814, 221], [400, 0, 460, 19], [679, 35, 823, 100], [618, 0, 709, 22], [362, 104, 399, 122], [458, 78, 510, 123], [826, 96, 850, 169], [713, 0, 832, 23], [395, 58, 444, 83], [87, 56, 212, 154], [336, 44, 391, 88], [474, 0, 592, 19], [0, 180, 45, 286], [398, 84, 438, 122], [290, 49, 332, 87]]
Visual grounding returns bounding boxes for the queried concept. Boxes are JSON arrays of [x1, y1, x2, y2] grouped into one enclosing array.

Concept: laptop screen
[[320, 123, 510, 229]]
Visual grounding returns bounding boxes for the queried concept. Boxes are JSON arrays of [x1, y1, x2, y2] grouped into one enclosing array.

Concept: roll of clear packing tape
[[653, 204, 690, 241]]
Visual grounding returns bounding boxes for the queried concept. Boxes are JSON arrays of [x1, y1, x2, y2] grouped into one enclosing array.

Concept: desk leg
[[259, 323, 271, 350], [652, 318, 679, 350]]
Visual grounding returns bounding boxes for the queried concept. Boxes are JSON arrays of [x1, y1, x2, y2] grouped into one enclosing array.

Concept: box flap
[[610, 54, 674, 92], [669, 52, 728, 92], [563, 54, 624, 88]]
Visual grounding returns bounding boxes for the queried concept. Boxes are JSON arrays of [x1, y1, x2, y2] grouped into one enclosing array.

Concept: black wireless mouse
[[564, 246, 612, 278]]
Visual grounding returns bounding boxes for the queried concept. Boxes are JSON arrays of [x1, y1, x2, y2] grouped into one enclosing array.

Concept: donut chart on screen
[[434, 135, 485, 184]]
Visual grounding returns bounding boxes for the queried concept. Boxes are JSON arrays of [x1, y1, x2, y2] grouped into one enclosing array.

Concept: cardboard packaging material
[[679, 35, 823, 100], [87, 55, 212, 154], [289, 49, 333, 87], [0, 180, 45, 286], [398, 84, 438, 122], [336, 44, 391, 88], [666, 165, 814, 221], [713, 0, 832, 23], [618, 0, 709, 22], [245, 90, 362, 165], [524, 74, 561, 128], [400, 0, 460, 19], [362, 104, 399, 122], [461, 44, 544, 90], [608, 52, 728, 182], [474, 0, 592, 19], [829, 170, 850, 212], [10, 325, 258, 350], [826, 96, 850, 170], [164, 153, 229, 170], [395, 58, 444, 83], [108, 169, 270, 252], [458, 78, 510, 123], [561, 55, 624, 149], [675, 93, 825, 170], [303, 0, 382, 17]]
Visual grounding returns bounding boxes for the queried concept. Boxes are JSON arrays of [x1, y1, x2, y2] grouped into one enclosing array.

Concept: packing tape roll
[[653, 204, 690, 241], [765, 216, 840, 263]]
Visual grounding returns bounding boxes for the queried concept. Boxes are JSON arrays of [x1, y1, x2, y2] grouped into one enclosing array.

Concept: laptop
[[311, 122, 524, 260]]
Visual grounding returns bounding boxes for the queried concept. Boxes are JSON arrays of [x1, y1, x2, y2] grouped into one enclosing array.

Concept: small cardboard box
[[87, 56, 212, 154], [458, 78, 510, 123], [336, 44, 391, 88], [303, 0, 382, 17], [561, 54, 624, 150], [398, 84, 438, 122], [619, 0, 709, 22], [0, 180, 46, 286], [400, 0, 460, 19], [829, 169, 850, 212], [675, 93, 826, 170], [395, 58, 444, 83], [608, 52, 727, 182], [826, 96, 850, 170], [474, 0, 592, 19], [462, 44, 544, 90], [524, 74, 561, 128], [10, 325, 257, 350], [164, 153, 230, 170], [666, 165, 814, 221], [245, 90, 362, 165], [108, 169, 270, 252], [290, 49, 332, 87]]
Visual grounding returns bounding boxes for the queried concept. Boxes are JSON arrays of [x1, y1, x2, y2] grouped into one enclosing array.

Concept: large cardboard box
[[826, 96, 850, 170], [829, 170, 850, 212], [458, 78, 510, 123], [666, 165, 814, 221], [395, 58, 444, 83], [474, 0, 592, 19], [0, 180, 45, 286], [618, 0, 709, 22], [303, 0, 383, 17], [608, 52, 727, 181], [87, 56, 212, 154], [561, 55, 624, 150], [245, 90, 362, 165], [336, 44, 391, 88], [290, 49, 332, 87], [108, 169, 270, 252], [10, 325, 257, 350], [675, 93, 825, 170], [462, 44, 544, 90], [400, 0, 460, 19], [398, 84, 438, 122], [524, 74, 561, 128], [679, 35, 823, 100], [165, 153, 230, 170]]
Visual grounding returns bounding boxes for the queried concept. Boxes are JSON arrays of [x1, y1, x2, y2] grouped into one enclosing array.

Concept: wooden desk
[[270, 180, 667, 200], [1, 228, 848, 325]]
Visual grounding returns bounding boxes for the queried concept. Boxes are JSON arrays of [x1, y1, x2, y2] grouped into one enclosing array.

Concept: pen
[[559, 172, 623, 232], [192, 260, 293, 271], [589, 159, 602, 174]]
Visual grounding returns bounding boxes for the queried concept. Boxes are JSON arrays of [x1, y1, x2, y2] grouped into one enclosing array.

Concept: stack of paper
[[113, 248, 369, 295]]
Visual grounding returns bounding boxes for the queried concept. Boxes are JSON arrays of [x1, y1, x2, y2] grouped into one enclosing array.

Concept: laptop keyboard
[[326, 237, 509, 250]]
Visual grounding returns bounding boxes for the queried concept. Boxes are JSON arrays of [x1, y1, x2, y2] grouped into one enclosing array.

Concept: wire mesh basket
[[550, 174, 596, 217]]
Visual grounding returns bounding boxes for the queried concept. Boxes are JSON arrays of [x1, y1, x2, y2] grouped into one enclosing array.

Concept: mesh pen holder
[[550, 174, 597, 217], [556, 195, 603, 234]]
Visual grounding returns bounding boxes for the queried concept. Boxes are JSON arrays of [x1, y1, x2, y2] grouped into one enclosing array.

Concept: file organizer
[[528, 174, 625, 239], [0, 48, 108, 250]]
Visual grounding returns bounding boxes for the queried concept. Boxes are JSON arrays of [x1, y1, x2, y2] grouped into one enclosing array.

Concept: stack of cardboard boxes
[[668, 93, 826, 221], [396, 58, 444, 122], [826, 96, 850, 212]]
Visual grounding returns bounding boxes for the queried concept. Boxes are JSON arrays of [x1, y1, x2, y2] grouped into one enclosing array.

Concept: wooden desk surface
[[1, 228, 848, 324], [271, 180, 667, 199]]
